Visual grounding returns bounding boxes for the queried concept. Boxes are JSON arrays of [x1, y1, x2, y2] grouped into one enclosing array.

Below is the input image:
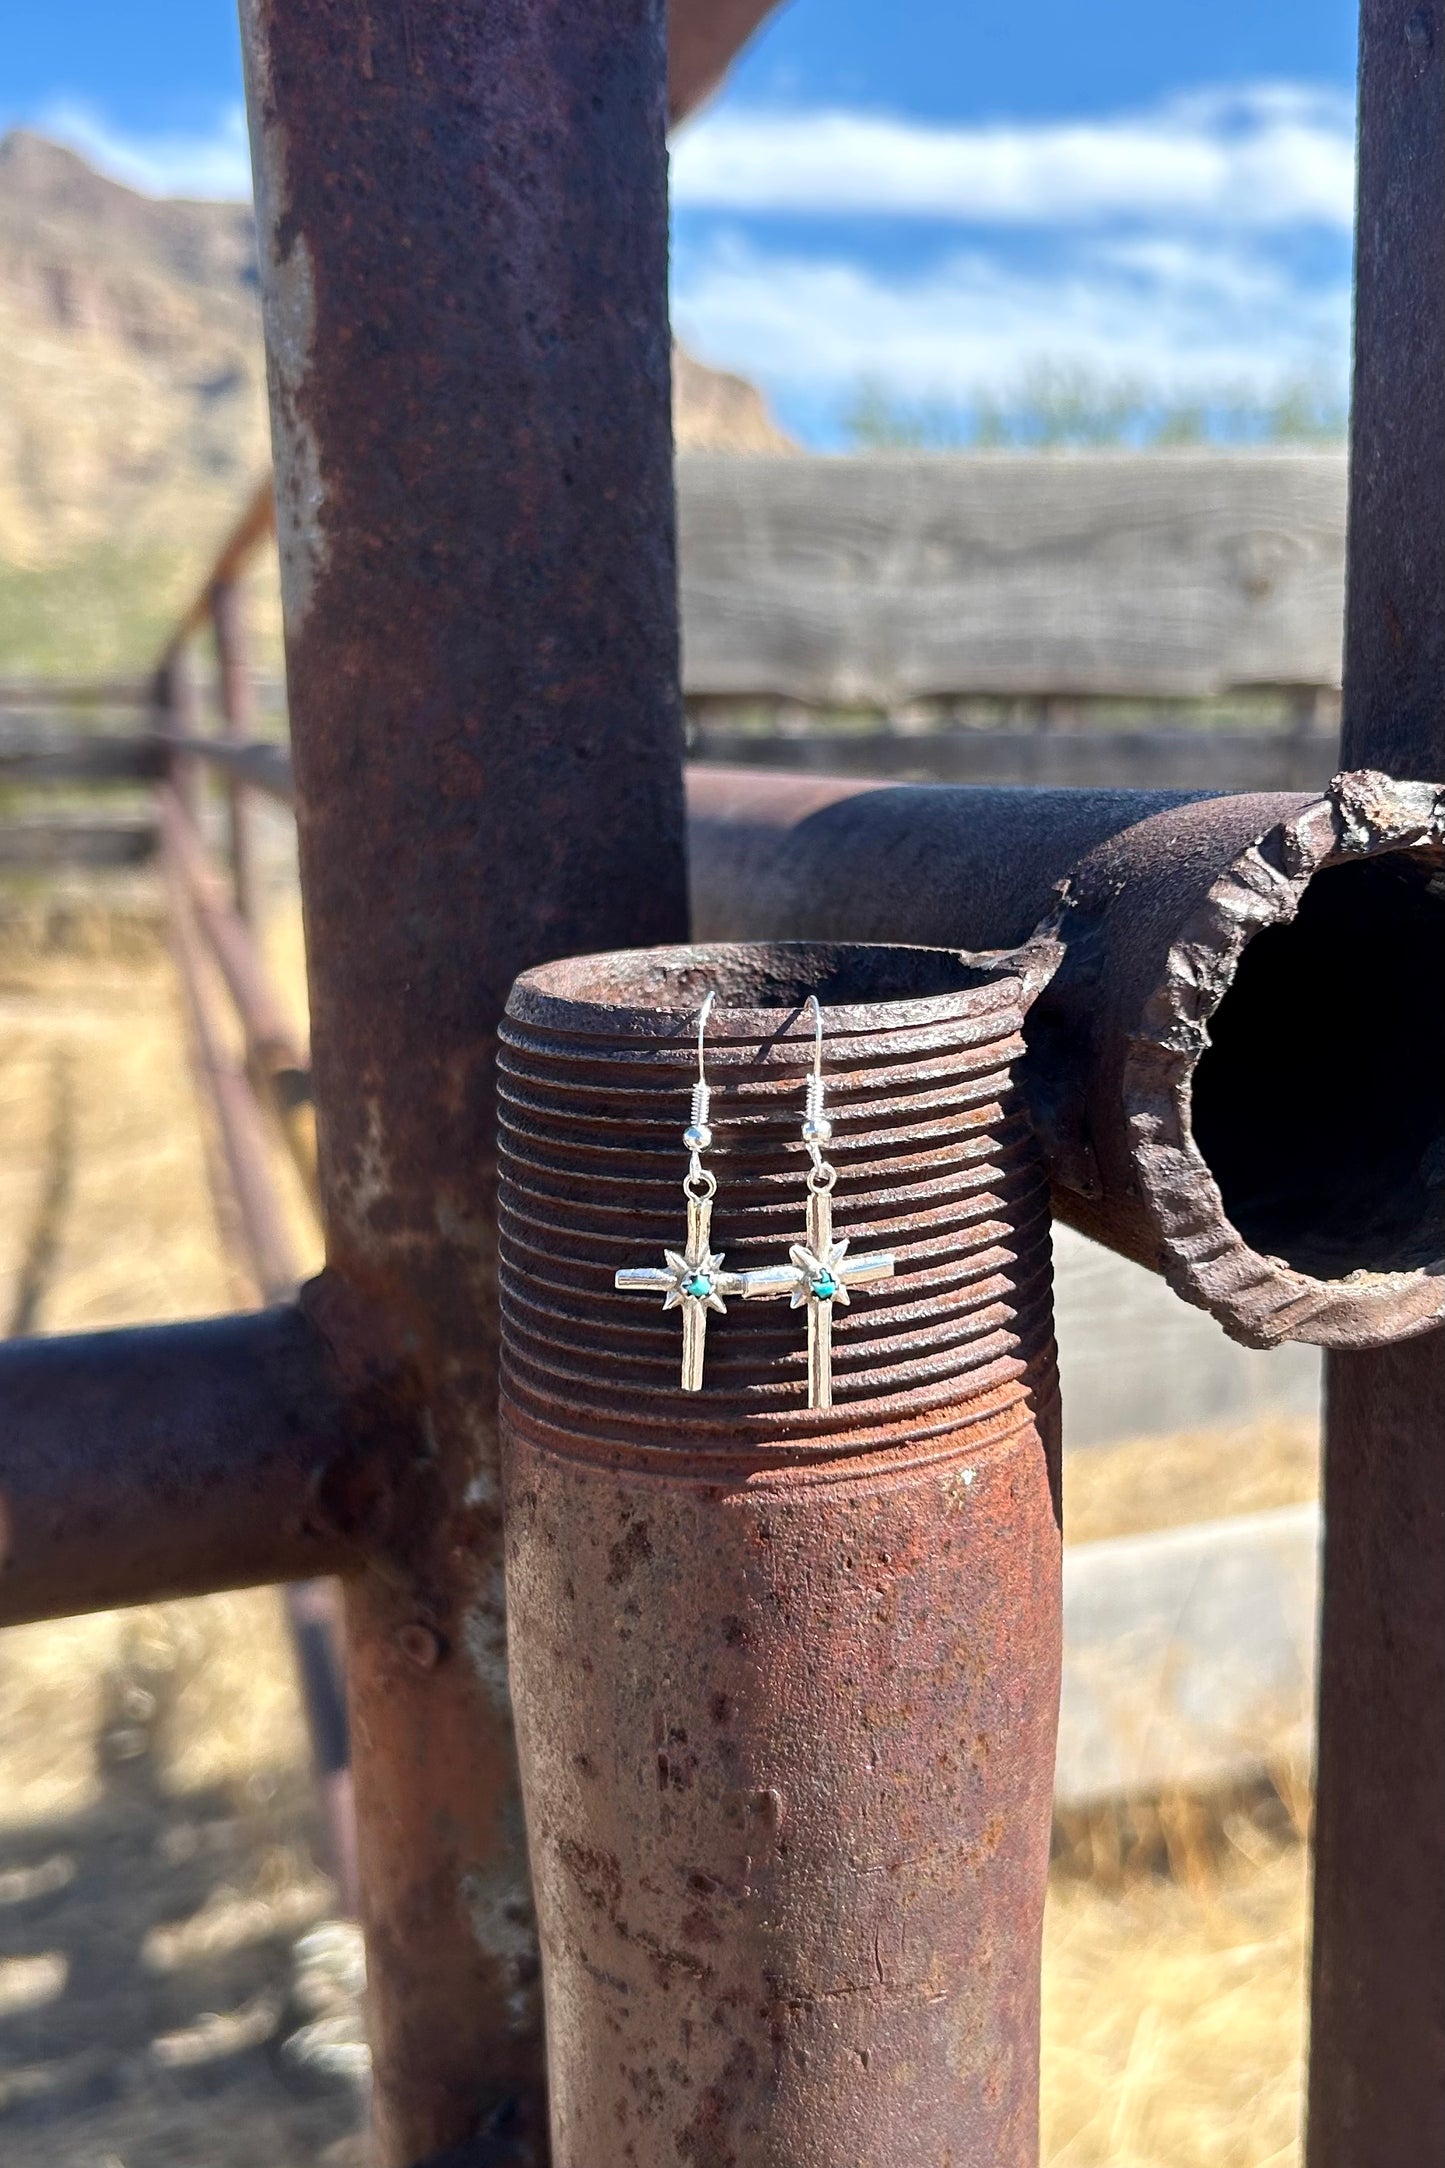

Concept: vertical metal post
[[238, 1, 687, 2160], [1308, 5, 1445, 2161], [211, 577, 260, 923], [153, 645, 203, 819]]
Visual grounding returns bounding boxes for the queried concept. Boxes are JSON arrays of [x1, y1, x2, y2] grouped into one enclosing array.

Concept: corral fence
[[0, 5, 1441, 2166], [4, 443, 1352, 850]]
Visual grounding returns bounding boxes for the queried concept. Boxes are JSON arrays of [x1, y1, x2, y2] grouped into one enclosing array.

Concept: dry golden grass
[[1043, 1840, 1307, 2166], [1063, 1413, 1319, 1548], [0, 891, 1316, 2165]]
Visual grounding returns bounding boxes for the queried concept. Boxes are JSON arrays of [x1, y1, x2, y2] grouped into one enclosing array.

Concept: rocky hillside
[[0, 128, 791, 676]]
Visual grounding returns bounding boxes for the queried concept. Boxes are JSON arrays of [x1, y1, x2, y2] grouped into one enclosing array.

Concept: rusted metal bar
[[287, 1573, 361, 1919], [688, 766, 1445, 1351], [210, 576, 261, 924], [161, 733, 295, 804], [168, 855, 360, 1912], [159, 784, 301, 1077], [0, 817, 159, 870], [161, 477, 277, 653], [158, 782, 317, 1201], [153, 644, 205, 817], [690, 767, 1204, 950], [0, 734, 163, 786], [238, 0, 687, 2154], [0, 1301, 384, 1628], [166, 861, 300, 1304], [667, 0, 783, 119], [500, 940, 1061, 2165], [0, 679, 147, 710], [131, 8, 769, 704], [1309, 4, 1445, 2159]]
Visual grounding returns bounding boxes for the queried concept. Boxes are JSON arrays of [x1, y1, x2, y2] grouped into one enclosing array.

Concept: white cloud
[[672, 229, 1350, 405], [18, 81, 1353, 444], [33, 100, 253, 200], [671, 82, 1356, 230]]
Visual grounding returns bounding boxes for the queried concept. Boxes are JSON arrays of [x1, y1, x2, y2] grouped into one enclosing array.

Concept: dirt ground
[[0, 891, 1317, 2166]]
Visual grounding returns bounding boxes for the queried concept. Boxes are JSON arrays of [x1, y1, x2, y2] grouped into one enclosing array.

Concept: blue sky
[[5, 1, 1361, 445]]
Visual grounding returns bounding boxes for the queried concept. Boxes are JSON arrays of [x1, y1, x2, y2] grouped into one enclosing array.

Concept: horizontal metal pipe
[[0, 1299, 402, 1628], [688, 765, 1445, 1349], [0, 679, 149, 711], [0, 734, 165, 786], [0, 817, 158, 870], [688, 767, 1210, 951], [161, 733, 295, 804]]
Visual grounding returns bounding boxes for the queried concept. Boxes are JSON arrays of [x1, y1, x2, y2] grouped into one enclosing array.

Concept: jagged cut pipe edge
[[1125, 770, 1445, 1350]]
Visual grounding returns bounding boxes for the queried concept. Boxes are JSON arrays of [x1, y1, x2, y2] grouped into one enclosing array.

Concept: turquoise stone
[[811, 1274, 839, 1300], [684, 1272, 713, 1300]]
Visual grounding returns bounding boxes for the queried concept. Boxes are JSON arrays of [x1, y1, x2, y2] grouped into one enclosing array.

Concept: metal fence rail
[[0, 4, 1440, 2164]]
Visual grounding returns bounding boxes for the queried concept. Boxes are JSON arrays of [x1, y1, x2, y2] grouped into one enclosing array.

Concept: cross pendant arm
[[737, 1182, 895, 1410], [613, 1190, 742, 1392]]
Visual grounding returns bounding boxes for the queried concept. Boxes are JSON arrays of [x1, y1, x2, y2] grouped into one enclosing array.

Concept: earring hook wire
[[806, 992, 823, 1080], [697, 989, 715, 1082], [684, 991, 718, 1201], [802, 993, 836, 1192]]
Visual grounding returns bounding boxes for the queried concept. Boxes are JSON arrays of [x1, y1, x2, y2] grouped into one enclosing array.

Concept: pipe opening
[[515, 940, 1008, 1021], [1191, 851, 1445, 1281]]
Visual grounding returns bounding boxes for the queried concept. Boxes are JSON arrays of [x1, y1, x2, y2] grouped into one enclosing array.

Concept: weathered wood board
[[689, 725, 1340, 793], [0, 818, 158, 870], [677, 450, 1347, 706], [1053, 1224, 1319, 1453], [1057, 1502, 1319, 1808]]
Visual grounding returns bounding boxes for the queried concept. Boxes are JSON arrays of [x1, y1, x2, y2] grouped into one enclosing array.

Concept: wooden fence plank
[[0, 819, 158, 870], [677, 449, 1347, 706], [689, 725, 1340, 792], [1057, 1503, 1319, 1810], [0, 734, 164, 786]]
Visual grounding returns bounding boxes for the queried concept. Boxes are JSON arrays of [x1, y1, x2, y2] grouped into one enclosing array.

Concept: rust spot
[[396, 1622, 443, 1671], [607, 1519, 654, 1586]]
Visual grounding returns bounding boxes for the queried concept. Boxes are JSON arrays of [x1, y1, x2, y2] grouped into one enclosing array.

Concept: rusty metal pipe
[[161, 477, 278, 652], [500, 940, 1061, 2167], [159, 734, 295, 805], [0, 1302, 384, 1628], [1309, 4, 1445, 2155], [159, 783, 317, 1200], [688, 767, 1208, 953], [238, 0, 688, 2153], [211, 576, 260, 925], [166, 860, 299, 1304], [168, 834, 361, 1912], [688, 766, 1445, 1350], [151, 648, 205, 819], [159, 784, 305, 1081], [666, 0, 783, 120]]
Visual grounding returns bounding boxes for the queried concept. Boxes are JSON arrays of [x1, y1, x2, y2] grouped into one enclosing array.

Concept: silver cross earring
[[741, 995, 895, 1409], [614, 992, 745, 1392]]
